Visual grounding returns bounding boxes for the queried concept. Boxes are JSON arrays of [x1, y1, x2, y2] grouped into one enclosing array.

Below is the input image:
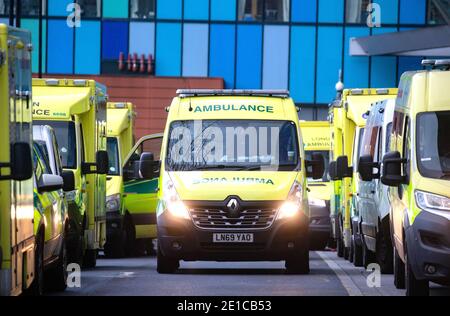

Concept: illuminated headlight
[[309, 198, 326, 208], [278, 180, 303, 220], [106, 193, 121, 212], [415, 190, 450, 212], [163, 172, 190, 220], [65, 190, 77, 203]]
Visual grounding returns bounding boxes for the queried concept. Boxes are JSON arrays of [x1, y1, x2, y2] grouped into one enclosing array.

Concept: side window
[[124, 137, 163, 180], [403, 116, 411, 177], [34, 143, 52, 175], [377, 127, 383, 163], [52, 134, 63, 175], [79, 123, 86, 162], [392, 110, 405, 152], [385, 123, 393, 153]]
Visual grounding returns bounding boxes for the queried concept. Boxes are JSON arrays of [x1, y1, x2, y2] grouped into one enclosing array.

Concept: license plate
[[213, 233, 254, 243]]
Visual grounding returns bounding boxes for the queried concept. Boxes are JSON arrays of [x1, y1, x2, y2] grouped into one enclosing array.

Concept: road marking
[[316, 251, 363, 296], [118, 272, 135, 278]]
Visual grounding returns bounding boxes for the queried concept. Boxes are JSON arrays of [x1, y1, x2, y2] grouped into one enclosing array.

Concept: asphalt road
[[54, 251, 449, 296]]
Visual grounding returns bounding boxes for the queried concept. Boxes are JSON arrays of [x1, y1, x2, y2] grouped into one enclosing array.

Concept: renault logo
[[226, 198, 240, 217]]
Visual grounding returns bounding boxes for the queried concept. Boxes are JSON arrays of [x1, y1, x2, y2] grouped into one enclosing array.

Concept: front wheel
[[352, 234, 363, 267], [82, 249, 97, 268], [362, 239, 376, 268], [393, 246, 405, 289], [27, 233, 44, 295], [285, 247, 310, 274], [45, 237, 68, 292], [376, 231, 393, 274], [405, 250, 429, 296], [156, 243, 179, 274]]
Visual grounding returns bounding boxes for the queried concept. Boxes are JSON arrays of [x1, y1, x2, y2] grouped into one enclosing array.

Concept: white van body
[[357, 99, 395, 252]]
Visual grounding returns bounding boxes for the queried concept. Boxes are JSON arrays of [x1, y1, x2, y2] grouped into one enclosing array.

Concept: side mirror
[[11, 142, 33, 181], [306, 153, 325, 180], [328, 161, 338, 180], [96, 150, 109, 175], [381, 151, 406, 186], [139, 152, 157, 180], [38, 174, 64, 193], [336, 156, 353, 179], [358, 155, 380, 182], [62, 170, 75, 191]]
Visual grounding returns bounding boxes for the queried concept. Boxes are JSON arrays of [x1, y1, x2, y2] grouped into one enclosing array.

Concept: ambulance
[[32, 79, 109, 268], [299, 121, 332, 250], [381, 60, 450, 295], [329, 88, 397, 264], [0, 24, 34, 296], [129, 89, 324, 274], [104, 102, 136, 257]]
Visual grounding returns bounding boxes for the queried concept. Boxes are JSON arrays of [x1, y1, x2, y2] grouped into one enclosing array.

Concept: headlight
[[163, 173, 190, 220], [415, 190, 450, 212], [309, 198, 326, 208], [106, 193, 121, 212], [278, 180, 303, 220]]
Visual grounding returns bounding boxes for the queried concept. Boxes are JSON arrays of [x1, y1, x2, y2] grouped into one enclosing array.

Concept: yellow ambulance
[[129, 89, 324, 274], [381, 59, 450, 296], [300, 121, 332, 250], [32, 79, 109, 268], [0, 23, 34, 296]]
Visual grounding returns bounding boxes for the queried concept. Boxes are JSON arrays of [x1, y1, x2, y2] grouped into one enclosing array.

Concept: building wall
[[7, 0, 430, 107], [40, 75, 224, 138]]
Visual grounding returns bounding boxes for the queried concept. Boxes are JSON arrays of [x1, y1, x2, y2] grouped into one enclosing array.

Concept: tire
[[362, 239, 376, 268], [405, 248, 429, 296], [343, 246, 350, 261], [123, 214, 136, 257], [393, 246, 405, 289], [156, 243, 179, 274], [82, 249, 97, 268], [286, 247, 310, 274], [376, 231, 393, 274], [28, 232, 44, 295], [67, 234, 83, 266], [145, 239, 156, 256], [336, 236, 344, 257], [349, 237, 354, 263], [45, 237, 68, 292], [104, 230, 125, 258], [352, 234, 363, 267]]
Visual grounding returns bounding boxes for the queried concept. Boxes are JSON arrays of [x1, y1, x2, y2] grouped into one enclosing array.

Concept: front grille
[[189, 207, 277, 230]]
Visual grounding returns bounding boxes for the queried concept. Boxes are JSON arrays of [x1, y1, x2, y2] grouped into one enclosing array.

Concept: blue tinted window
[[377, 0, 398, 24], [209, 24, 236, 88], [262, 25, 289, 89], [211, 0, 237, 21], [398, 57, 422, 82], [129, 22, 155, 56], [292, 0, 316, 22], [156, 22, 182, 76], [184, 0, 209, 20], [370, 27, 397, 88], [47, 20, 73, 74], [290, 26, 316, 103], [102, 21, 129, 60], [75, 21, 100, 74], [343, 27, 369, 88], [183, 24, 209, 76], [236, 25, 262, 89], [48, 0, 73, 16], [22, 19, 47, 74], [316, 26, 343, 103], [157, 0, 182, 19], [318, 0, 344, 23], [400, 0, 426, 24]]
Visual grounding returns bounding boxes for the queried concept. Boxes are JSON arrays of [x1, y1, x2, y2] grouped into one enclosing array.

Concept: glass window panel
[[130, 0, 155, 19], [345, 0, 371, 23], [76, 0, 101, 18]]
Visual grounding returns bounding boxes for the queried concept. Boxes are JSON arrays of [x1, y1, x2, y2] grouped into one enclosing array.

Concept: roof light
[[421, 59, 436, 67], [176, 89, 290, 98], [376, 88, 389, 94], [434, 59, 450, 67], [45, 79, 59, 86], [73, 79, 87, 86], [350, 89, 363, 95], [114, 103, 126, 108]]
